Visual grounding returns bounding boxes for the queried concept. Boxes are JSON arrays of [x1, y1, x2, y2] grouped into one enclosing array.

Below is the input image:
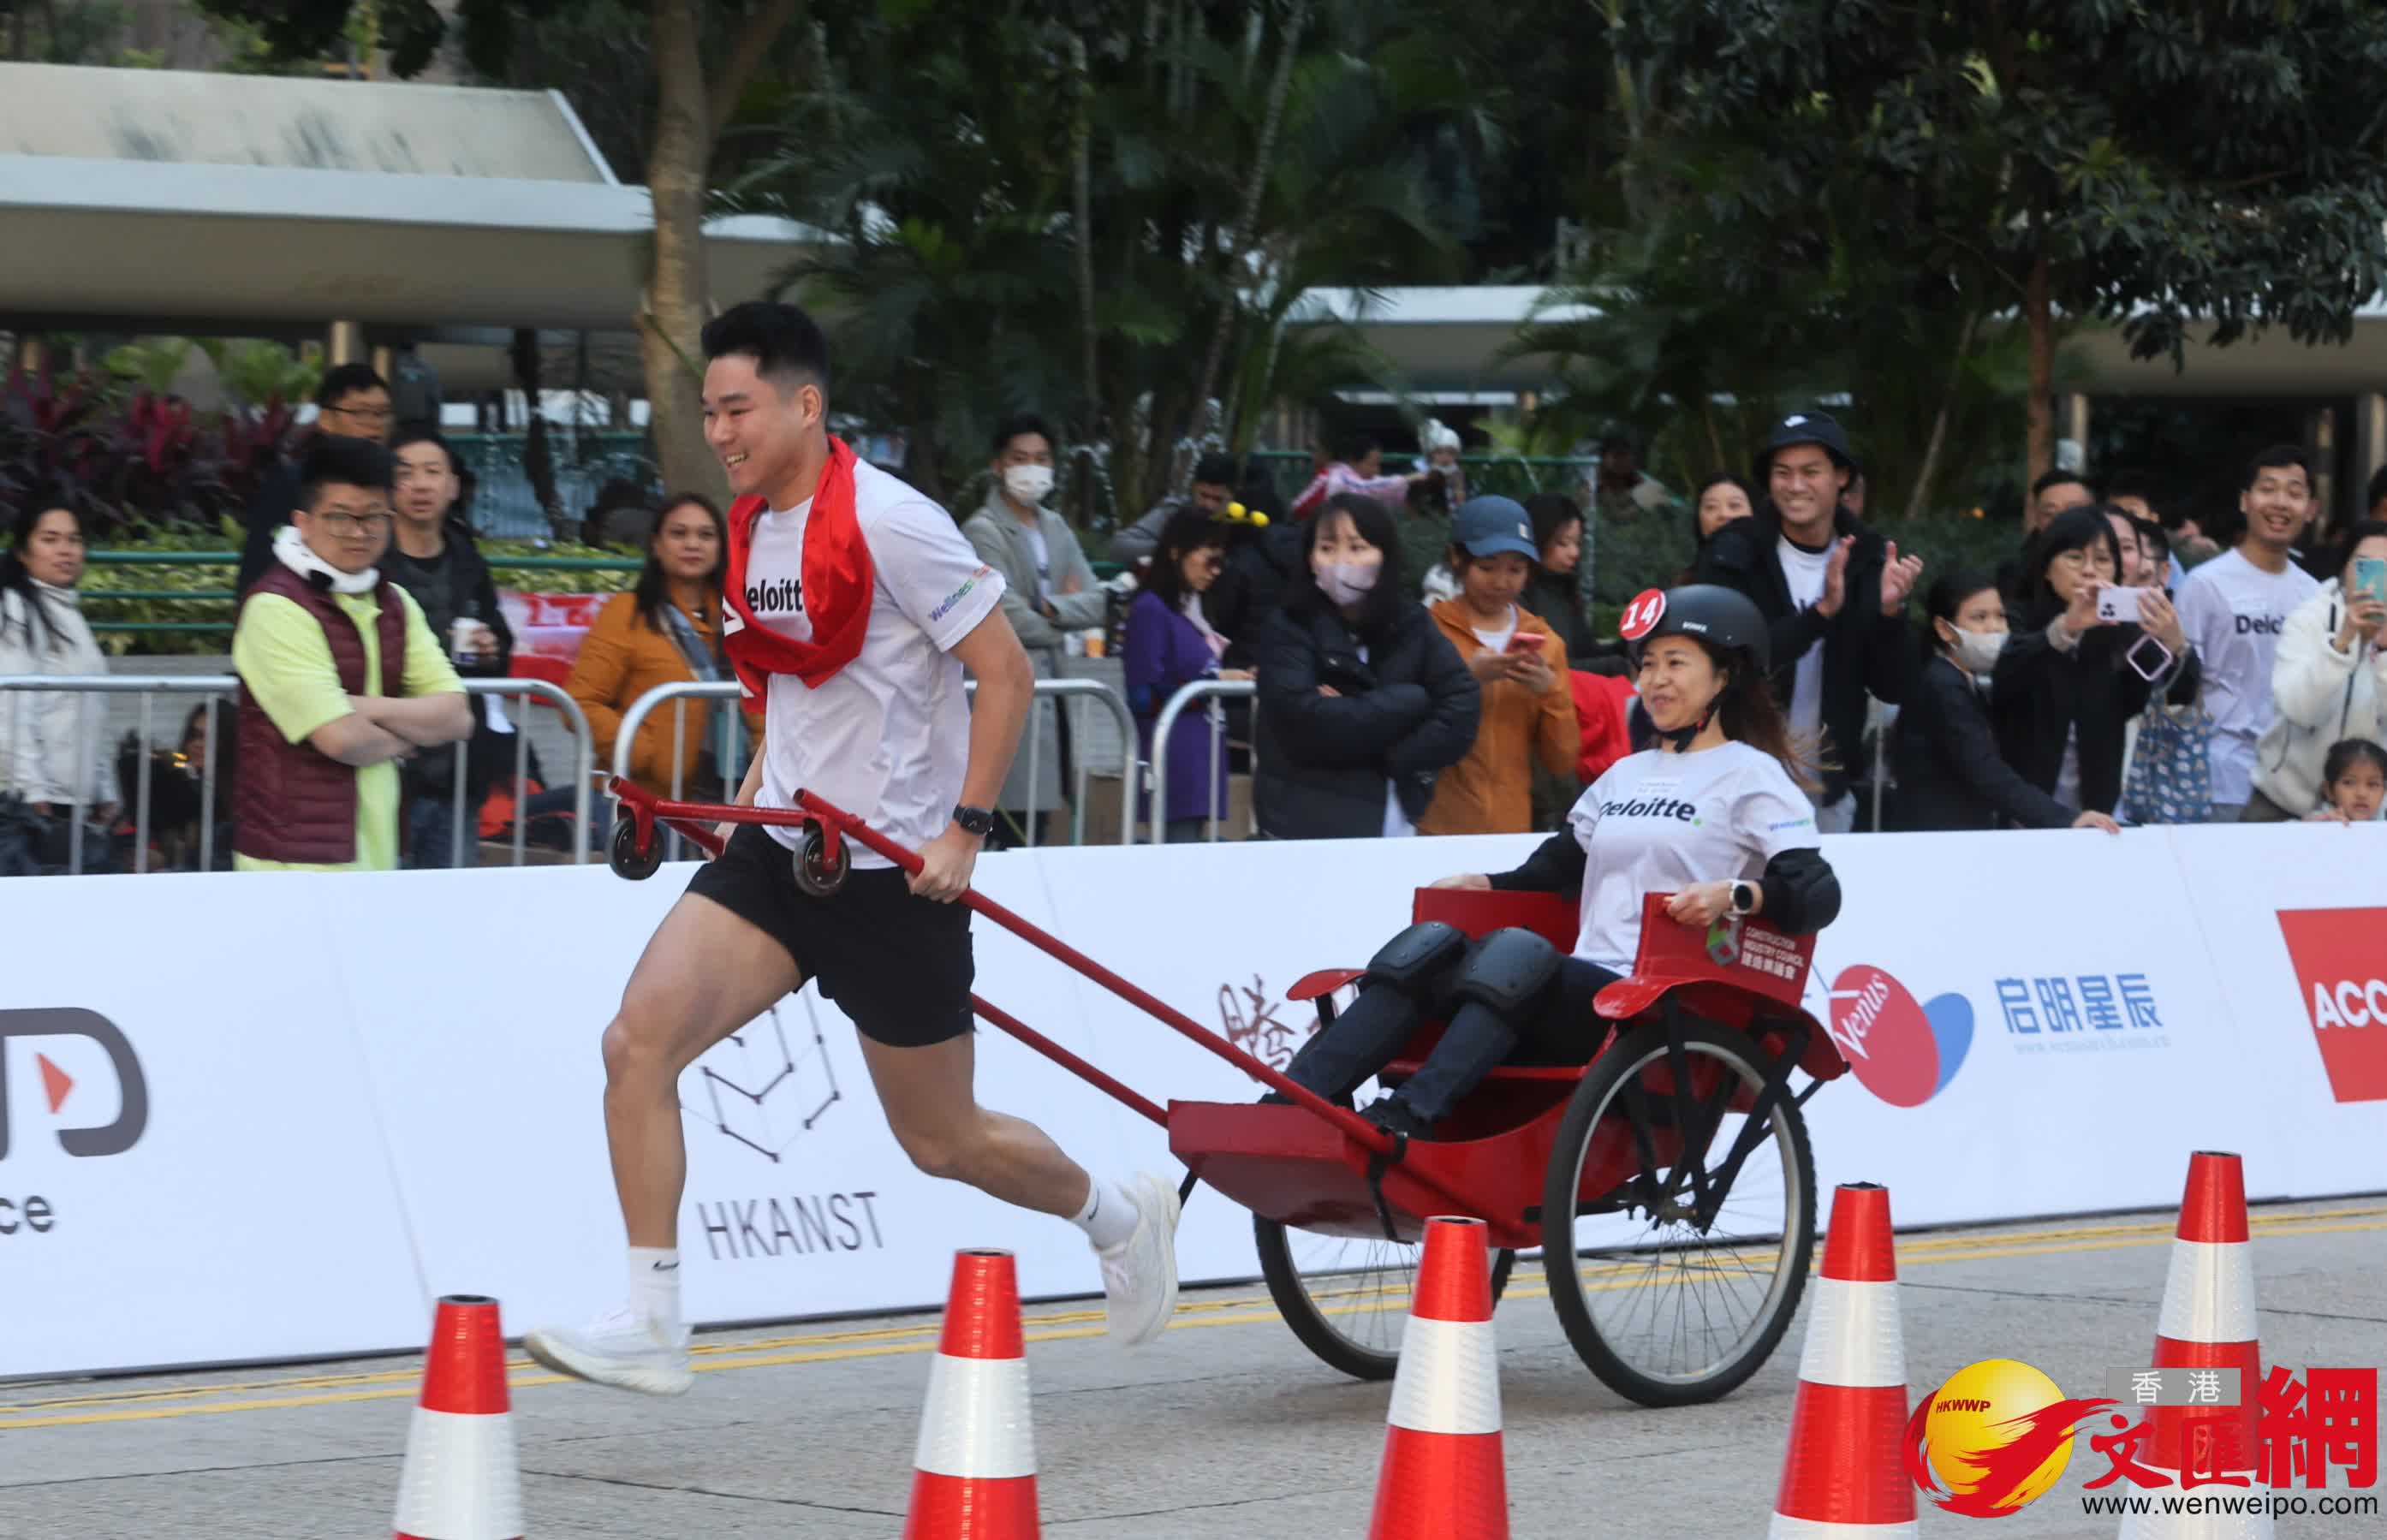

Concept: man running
[[526, 301, 1181, 1395]]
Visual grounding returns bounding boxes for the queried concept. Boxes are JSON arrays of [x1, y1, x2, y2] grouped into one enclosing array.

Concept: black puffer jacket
[[1891, 655, 2080, 830], [1693, 501, 1917, 804], [1205, 521, 1307, 670], [1990, 606, 2202, 817], [1251, 589, 1479, 840]]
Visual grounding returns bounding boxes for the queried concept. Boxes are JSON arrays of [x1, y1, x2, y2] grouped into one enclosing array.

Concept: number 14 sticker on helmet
[[1619, 588, 1668, 640]]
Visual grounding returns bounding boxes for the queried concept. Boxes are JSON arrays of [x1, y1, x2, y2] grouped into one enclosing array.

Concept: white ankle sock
[[1071, 1177, 1140, 1251], [628, 1246, 682, 1333]]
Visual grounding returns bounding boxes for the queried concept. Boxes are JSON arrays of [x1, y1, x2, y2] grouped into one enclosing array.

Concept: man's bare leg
[[859, 1032, 1181, 1344], [524, 892, 801, 1394], [602, 893, 803, 1246], [857, 1032, 1093, 1215]]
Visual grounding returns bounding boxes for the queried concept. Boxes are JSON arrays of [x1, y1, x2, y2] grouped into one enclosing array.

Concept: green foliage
[[717, 0, 1472, 520], [79, 529, 644, 656], [1616, 1, 2387, 369], [3, 0, 129, 64]]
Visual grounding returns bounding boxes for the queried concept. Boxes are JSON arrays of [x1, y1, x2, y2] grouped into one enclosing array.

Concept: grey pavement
[[2, 1198, 2380, 1539]]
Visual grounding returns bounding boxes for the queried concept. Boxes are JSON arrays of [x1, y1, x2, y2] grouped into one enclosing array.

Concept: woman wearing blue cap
[[1416, 496, 1580, 835]]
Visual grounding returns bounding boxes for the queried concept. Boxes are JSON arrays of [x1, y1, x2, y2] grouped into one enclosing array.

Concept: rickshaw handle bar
[[780, 788, 1404, 1155], [613, 781, 1313, 1141]]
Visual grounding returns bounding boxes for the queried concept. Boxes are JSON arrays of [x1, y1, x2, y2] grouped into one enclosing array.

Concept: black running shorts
[[685, 823, 975, 1048]]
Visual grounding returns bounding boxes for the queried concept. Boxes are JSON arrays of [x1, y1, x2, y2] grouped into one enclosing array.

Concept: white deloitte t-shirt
[[2173, 548, 2319, 805], [1777, 537, 1833, 745], [731, 461, 1007, 868], [1565, 741, 1821, 974]]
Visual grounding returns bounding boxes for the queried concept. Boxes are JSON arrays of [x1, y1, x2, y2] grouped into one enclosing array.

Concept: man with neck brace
[[961, 413, 1108, 843], [229, 436, 473, 871]]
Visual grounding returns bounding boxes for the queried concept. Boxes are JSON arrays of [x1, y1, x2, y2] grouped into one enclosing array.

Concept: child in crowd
[[2307, 739, 2386, 823]]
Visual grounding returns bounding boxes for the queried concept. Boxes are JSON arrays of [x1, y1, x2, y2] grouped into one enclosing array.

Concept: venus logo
[[1824, 964, 1973, 1108]]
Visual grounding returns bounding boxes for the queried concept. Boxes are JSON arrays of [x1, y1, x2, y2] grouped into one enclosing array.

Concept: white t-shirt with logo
[[1565, 741, 1821, 973], [2174, 548, 2319, 805], [732, 461, 1007, 868], [1776, 536, 1833, 745]]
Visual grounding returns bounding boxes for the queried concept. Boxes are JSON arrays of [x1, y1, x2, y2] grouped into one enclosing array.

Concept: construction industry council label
[[688, 1192, 887, 1262]]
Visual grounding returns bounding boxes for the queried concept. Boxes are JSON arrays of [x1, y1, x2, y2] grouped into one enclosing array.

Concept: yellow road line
[[3, 1210, 2376, 1433]]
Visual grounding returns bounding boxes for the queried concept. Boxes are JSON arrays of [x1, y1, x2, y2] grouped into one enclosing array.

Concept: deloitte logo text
[[1825, 965, 1973, 1108]]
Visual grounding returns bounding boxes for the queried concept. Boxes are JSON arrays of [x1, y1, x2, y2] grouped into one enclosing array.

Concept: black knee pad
[[1449, 927, 1562, 1017], [1361, 920, 1467, 1002]]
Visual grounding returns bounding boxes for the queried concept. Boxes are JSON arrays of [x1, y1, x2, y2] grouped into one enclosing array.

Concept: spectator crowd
[[4, 371, 2385, 875]]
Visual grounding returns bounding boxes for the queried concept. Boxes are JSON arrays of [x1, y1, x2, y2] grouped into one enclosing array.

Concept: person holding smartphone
[[2246, 520, 2387, 820], [1415, 496, 1580, 835], [1991, 507, 2199, 818]]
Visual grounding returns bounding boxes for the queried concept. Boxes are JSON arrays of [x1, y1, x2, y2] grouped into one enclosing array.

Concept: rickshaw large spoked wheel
[[1254, 1215, 1515, 1382], [1540, 1017, 1816, 1407]]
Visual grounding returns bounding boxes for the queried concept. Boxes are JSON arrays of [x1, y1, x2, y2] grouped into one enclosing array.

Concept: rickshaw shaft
[[631, 801, 1169, 1126], [787, 789, 1405, 1158]]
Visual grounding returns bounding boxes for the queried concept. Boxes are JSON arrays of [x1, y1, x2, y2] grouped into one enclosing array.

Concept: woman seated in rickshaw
[[1280, 586, 1844, 1139]]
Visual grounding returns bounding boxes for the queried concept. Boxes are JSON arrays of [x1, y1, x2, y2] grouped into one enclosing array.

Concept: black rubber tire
[[791, 824, 848, 896], [1253, 1213, 1515, 1382], [607, 816, 664, 881], [1540, 1017, 1816, 1407]]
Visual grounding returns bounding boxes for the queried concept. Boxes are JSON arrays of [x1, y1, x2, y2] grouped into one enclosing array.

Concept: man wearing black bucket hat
[[1692, 410, 1924, 830]]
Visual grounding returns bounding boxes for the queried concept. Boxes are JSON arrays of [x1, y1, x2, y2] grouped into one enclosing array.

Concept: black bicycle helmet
[[1622, 583, 1771, 675]]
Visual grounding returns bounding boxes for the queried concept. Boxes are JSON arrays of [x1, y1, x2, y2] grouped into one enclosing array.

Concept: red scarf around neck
[[721, 434, 875, 699]]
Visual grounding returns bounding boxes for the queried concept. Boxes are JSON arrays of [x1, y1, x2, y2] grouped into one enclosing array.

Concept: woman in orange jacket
[[1417, 496, 1580, 835], [568, 494, 762, 799]]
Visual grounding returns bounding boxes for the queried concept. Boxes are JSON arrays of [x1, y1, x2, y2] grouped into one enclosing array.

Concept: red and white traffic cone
[[1768, 1182, 1917, 1538], [903, 1248, 1040, 1538], [2117, 1151, 2272, 1539], [1366, 1215, 1508, 1540], [393, 1294, 523, 1540]]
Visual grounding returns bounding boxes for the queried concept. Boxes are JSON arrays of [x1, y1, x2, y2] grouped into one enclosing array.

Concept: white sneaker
[[523, 1307, 693, 1396], [1096, 1172, 1182, 1347]]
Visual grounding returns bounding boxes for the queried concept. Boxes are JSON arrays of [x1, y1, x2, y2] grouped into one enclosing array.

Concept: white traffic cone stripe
[[391, 1407, 524, 1540], [2113, 1469, 2276, 1539], [1386, 1316, 1502, 1436], [2155, 1240, 2257, 1343], [1794, 1279, 1905, 1389], [1766, 1514, 1920, 1538], [912, 1353, 1035, 1480]]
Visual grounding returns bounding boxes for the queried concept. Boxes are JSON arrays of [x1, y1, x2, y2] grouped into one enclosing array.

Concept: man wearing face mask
[[962, 414, 1108, 842]]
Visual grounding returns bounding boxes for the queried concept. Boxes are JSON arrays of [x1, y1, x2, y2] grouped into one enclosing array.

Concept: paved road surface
[[3, 1198, 2379, 1538]]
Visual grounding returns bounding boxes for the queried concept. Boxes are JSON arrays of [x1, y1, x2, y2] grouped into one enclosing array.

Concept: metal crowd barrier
[[0, 674, 596, 873], [610, 676, 1140, 850], [1141, 679, 1257, 845]]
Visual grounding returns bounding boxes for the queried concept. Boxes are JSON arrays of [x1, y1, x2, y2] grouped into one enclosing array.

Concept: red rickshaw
[[607, 780, 1850, 1406]]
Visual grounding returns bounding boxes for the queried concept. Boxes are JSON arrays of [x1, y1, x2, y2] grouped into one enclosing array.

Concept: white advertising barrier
[[1792, 826, 2285, 1223], [331, 853, 1137, 1341], [2167, 822, 2387, 1198], [0, 873, 425, 1379], [4, 823, 2381, 1380]]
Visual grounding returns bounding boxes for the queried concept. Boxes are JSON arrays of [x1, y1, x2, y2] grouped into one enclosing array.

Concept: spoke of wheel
[[1573, 1043, 1796, 1385]]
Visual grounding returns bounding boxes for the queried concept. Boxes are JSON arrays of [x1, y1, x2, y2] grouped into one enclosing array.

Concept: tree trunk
[[1906, 308, 1982, 521], [510, 329, 572, 540], [902, 425, 943, 504], [2025, 249, 2053, 485], [1069, 33, 1099, 481], [1188, 1, 1308, 449], [640, 0, 723, 507]]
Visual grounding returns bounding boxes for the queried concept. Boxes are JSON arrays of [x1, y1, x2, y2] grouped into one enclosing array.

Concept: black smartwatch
[[953, 805, 997, 838], [1729, 880, 1759, 917]]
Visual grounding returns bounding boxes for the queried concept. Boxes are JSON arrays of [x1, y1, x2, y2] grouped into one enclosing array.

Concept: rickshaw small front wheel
[[608, 815, 664, 881], [792, 824, 848, 897]]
